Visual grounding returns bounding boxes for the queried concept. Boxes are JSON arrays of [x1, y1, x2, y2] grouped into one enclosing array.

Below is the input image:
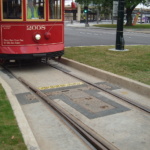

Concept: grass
[[64, 45, 150, 85], [0, 84, 27, 150], [94, 24, 150, 29]]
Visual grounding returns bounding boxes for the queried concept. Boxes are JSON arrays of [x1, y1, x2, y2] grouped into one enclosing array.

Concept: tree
[[125, 0, 148, 26], [76, 0, 149, 26], [75, 0, 92, 6], [104, 0, 149, 26], [99, 0, 148, 26], [75, 0, 113, 20], [93, 0, 113, 20]]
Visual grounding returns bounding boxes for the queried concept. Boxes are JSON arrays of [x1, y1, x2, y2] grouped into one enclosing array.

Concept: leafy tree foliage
[[75, 0, 92, 5], [75, 0, 149, 26]]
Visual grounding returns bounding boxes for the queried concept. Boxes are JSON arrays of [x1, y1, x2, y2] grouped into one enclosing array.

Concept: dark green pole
[[85, 6, 89, 27], [116, 0, 125, 50]]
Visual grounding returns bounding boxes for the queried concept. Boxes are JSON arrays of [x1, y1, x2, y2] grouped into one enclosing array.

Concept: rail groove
[[2, 64, 118, 150], [3, 61, 149, 150], [2, 64, 119, 150], [49, 63, 150, 114], [18, 76, 118, 150]]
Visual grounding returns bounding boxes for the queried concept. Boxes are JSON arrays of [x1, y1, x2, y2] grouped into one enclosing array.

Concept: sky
[[65, 0, 75, 6], [65, 1, 150, 8], [136, 3, 150, 9]]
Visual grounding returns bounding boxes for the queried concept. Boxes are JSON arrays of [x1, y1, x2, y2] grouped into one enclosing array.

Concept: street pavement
[[65, 20, 150, 34], [65, 20, 150, 47]]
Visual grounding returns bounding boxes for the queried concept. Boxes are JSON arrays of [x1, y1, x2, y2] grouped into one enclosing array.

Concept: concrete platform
[[0, 59, 150, 150], [0, 66, 93, 150]]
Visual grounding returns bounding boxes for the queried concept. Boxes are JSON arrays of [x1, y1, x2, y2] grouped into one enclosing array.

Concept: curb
[[60, 57, 150, 98], [0, 76, 40, 150]]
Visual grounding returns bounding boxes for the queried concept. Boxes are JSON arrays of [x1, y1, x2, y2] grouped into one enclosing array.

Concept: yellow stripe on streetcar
[[38, 82, 84, 90]]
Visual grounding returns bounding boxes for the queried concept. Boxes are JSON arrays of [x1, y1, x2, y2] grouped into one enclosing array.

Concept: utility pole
[[115, 0, 125, 50]]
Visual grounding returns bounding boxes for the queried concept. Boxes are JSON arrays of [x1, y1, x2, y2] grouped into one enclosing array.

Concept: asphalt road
[[65, 26, 150, 47]]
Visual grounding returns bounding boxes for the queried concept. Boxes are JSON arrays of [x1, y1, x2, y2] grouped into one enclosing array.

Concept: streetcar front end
[[0, 0, 64, 61]]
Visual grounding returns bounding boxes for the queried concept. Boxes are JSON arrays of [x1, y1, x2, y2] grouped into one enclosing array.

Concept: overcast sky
[[65, 1, 150, 8], [65, 0, 75, 6], [136, 3, 150, 8]]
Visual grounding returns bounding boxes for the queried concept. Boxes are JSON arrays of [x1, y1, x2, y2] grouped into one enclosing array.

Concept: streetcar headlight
[[35, 34, 41, 40]]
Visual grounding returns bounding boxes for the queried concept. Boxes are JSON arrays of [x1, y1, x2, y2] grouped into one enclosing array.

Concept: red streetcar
[[0, 0, 64, 62]]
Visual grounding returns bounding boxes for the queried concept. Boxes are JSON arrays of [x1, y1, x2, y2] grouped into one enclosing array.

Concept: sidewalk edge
[[0, 76, 40, 150]]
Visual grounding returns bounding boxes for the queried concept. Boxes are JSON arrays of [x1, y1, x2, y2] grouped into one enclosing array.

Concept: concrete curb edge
[[0, 76, 40, 150], [60, 57, 150, 98]]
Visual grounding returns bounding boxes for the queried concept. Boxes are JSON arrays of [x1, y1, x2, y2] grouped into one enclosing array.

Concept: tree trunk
[[126, 8, 133, 26]]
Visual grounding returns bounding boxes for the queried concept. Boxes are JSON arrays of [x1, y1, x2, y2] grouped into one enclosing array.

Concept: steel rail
[[49, 63, 150, 113], [1, 64, 115, 150], [17, 76, 119, 150]]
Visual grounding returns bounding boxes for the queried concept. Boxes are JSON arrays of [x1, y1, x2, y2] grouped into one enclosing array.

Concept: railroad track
[[2, 60, 150, 150], [2, 63, 118, 150], [48, 61, 150, 114]]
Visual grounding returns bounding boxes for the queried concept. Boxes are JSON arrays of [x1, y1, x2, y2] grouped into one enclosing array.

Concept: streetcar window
[[49, 0, 61, 19], [27, 0, 45, 20], [2, 0, 22, 20]]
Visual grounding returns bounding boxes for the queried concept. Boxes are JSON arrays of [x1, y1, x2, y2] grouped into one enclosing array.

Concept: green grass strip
[[94, 24, 150, 29], [64, 45, 150, 85], [0, 84, 27, 150]]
